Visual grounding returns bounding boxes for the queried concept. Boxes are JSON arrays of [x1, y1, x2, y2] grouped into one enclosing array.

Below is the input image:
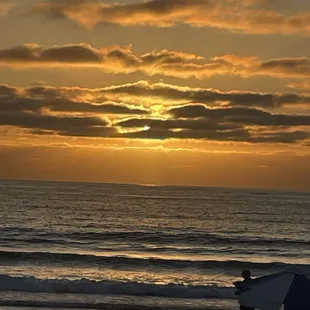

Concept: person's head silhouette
[[241, 269, 251, 280]]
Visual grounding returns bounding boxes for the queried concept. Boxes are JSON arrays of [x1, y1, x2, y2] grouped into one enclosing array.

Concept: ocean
[[0, 180, 309, 310]]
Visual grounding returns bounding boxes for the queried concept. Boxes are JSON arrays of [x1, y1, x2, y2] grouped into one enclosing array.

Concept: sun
[[143, 126, 150, 131]]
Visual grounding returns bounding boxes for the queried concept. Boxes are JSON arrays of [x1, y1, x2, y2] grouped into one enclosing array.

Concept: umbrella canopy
[[236, 271, 310, 310]]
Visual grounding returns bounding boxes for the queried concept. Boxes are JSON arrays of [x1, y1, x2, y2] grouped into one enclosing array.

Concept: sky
[[1, 0, 310, 191]]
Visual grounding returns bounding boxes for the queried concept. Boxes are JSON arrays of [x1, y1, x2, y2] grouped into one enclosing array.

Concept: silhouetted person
[[233, 270, 255, 310]]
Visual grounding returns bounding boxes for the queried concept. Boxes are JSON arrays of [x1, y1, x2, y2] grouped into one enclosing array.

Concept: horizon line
[[1, 177, 309, 194]]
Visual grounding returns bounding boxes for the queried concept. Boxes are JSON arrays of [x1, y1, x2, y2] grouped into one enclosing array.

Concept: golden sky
[[1, 0, 310, 190]]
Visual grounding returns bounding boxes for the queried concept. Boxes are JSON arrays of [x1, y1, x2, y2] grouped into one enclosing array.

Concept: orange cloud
[[0, 3, 13, 16], [81, 80, 310, 110], [30, 0, 310, 35], [2, 44, 310, 81], [288, 81, 310, 91], [32, 0, 211, 29]]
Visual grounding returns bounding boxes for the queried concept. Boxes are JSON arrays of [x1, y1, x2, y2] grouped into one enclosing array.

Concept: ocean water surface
[[0, 180, 309, 310]]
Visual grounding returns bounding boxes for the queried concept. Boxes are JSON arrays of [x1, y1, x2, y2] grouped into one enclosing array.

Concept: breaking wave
[[0, 274, 234, 299]]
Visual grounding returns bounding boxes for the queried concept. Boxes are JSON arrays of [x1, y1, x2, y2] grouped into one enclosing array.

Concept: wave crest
[[0, 274, 234, 299], [0, 250, 307, 272]]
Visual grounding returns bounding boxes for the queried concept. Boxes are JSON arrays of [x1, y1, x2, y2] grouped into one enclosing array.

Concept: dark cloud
[[0, 84, 149, 115], [115, 112, 310, 143], [40, 44, 102, 63], [1, 108, 309, 143], [169, 105, 310, 126], [117, 117, 241, 131], [0, 44, 102, 65], [257, 57, 310, 78], [0, 111, 114, 137], [102, 81, 310, 109], [122, 127, 249, 141], [121, 126, 309, 144], [0, 83, 309, 144]]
